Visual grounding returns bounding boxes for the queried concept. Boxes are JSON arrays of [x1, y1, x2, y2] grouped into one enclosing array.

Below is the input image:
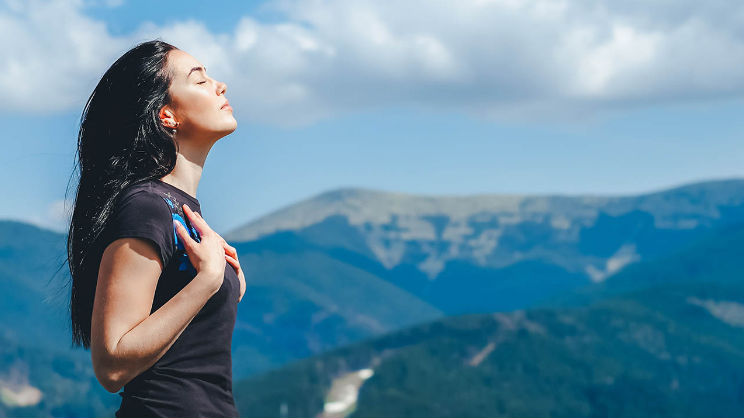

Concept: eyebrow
[[187, 66, 207, 78]]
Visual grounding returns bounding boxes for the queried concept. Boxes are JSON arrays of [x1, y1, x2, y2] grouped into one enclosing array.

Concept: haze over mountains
[[1, 178, 744, 416]]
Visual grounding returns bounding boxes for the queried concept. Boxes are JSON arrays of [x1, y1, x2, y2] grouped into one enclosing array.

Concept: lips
[[221, 100, 230, 109]]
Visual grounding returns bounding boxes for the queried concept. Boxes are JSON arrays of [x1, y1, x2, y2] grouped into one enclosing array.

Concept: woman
[[66, 39, 246, 417]]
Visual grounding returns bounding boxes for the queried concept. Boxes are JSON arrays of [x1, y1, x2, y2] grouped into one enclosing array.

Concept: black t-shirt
[[101, 179, 240, 418]]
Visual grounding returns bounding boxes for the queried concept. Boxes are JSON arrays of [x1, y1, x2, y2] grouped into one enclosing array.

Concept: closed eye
[[198, 81, 206, 84]]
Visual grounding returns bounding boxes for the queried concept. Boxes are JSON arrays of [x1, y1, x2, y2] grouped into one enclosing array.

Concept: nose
[[218, 80, 227, 96]]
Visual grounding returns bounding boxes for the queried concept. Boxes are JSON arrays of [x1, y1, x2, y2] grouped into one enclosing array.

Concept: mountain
[[223, 178, 744, 375], [225, 179, 744, 311], [233, 281, 744, 417], [232, 206, 744, 417]]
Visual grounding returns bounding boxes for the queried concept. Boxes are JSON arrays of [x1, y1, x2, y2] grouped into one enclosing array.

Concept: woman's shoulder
[[116, 180, 172, 216], [108, 180, 178, 267], [118, 179, 155, 198]]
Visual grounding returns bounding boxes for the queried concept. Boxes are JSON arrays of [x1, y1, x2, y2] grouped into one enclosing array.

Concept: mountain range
[[233, 221, 744, 417], [1, 178, 744, 416]]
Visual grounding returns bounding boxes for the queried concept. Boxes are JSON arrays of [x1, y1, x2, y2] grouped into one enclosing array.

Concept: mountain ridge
[[224, 178, 744, 283], [224, 177, 744, 243]]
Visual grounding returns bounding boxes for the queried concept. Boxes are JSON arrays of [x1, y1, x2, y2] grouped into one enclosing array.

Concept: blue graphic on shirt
[[160, 196, 200, 276]]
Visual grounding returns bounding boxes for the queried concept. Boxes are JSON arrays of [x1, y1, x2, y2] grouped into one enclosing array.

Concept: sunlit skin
[[157, 49, 245, 302]]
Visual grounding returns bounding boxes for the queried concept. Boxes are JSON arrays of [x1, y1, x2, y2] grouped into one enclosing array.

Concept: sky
[[1, 0, 744, 235]]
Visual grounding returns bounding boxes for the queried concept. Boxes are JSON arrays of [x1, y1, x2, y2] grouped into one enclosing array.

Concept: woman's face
[[161, 49, 236, 140]]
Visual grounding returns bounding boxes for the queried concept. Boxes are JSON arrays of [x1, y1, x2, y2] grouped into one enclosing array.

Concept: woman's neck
[[159, 153, 204, 200]]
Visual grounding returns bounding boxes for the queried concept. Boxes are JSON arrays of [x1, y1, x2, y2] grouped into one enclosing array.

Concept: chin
[[219, 122, 238, 137]]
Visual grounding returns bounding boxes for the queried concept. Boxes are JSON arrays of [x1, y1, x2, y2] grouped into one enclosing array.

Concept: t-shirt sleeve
[[104, 189, 175, 268]]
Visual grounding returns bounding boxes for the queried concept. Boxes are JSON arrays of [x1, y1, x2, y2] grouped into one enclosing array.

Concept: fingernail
[[184, 204, 190, 211], [173, 220, 180, 228]]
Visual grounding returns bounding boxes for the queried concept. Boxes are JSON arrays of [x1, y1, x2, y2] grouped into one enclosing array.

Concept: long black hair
[[66, 39, 180, 349]]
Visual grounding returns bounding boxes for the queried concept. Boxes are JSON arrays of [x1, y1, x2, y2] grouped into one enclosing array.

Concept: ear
[[159, 106, 178, 129]]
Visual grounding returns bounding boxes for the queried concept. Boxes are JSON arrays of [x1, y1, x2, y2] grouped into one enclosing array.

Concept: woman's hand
[[175, 204, 226, 293], [191, 211, 246, 303]]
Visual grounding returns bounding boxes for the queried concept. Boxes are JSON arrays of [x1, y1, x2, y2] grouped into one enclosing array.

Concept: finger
[[183, 204, 209, 236], [225, 254, 240, 273], [225, 255, 243, 277], [225, 253, 241, 268], [222, 241, 237, 258], [174, 220, 194, 248]]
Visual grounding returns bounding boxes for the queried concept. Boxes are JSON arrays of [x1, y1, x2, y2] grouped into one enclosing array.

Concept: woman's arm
[[90, 236, 221, 393]]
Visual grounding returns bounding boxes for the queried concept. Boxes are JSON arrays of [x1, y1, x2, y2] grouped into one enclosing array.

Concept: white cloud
[[0, 0, 129, 113], [2, 0, 744, 125]]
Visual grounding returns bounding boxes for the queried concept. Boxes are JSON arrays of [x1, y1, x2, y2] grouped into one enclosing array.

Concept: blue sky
[[2, 0, 744, 235]]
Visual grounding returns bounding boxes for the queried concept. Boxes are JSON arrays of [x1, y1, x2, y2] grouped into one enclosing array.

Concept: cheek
[[178, 94, 219, 128]]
